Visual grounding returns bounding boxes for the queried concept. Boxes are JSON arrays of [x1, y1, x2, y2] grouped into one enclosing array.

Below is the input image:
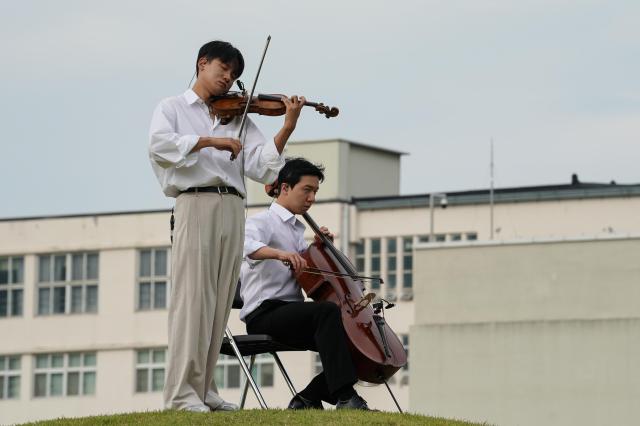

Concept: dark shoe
[[336, 394, 370, 410], [287, 394, 324, 410]]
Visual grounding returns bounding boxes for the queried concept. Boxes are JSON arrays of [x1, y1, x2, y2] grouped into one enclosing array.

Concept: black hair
[[196, 40, 245, 79], [269, 157, 325, 197]]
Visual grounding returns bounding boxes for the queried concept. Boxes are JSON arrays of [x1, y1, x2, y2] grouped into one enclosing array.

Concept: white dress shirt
[[148, 89, 284, 198], [239, 202, 308, 321]]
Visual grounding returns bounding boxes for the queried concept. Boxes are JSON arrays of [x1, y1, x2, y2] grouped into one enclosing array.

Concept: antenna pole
[[490, 138, 495, 240]]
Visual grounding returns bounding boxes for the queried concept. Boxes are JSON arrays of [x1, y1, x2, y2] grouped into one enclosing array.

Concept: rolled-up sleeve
[[149, 101, 199, 169], [243, 216, 271, 264], [242, 118, 285, 184]]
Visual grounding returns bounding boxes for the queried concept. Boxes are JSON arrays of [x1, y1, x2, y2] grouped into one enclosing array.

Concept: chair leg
[[224, 327, 268, 409], [239, 355, 255, 409], [270, 352, 297, 397], [383, 379, 403, 413]]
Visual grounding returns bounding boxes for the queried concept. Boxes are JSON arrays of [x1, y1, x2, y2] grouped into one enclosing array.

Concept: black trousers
[[246, 300, 358, 404]]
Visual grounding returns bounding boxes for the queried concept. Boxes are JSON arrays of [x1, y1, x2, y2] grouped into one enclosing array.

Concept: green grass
[[22, 409, 488, 426]]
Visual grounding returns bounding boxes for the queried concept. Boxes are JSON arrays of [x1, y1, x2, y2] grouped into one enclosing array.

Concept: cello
[[296, 213, 408, 386]]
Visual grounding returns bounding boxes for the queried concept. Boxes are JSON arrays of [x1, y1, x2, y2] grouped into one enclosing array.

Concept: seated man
[[239, 157, 370, 410]]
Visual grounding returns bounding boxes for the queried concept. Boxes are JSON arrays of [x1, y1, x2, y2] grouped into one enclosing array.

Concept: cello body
[[297, 213, 407, 384]]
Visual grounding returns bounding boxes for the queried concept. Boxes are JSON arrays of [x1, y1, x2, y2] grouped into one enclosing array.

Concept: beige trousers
[[163, 192, 244, 410]]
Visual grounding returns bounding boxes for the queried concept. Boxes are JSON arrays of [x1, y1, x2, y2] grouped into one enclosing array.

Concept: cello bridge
[[353, 292, 376, 313]]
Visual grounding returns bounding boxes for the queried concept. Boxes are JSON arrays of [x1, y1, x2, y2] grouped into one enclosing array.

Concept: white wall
[[411, 237, 640, 426]]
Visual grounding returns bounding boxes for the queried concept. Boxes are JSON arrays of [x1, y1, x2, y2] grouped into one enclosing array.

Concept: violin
[[209, 91, 339, 125], [296, 212, 407, 385]]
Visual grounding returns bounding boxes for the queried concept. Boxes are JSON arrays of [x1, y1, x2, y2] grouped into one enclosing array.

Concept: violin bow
[[232, 35, 271, 161]]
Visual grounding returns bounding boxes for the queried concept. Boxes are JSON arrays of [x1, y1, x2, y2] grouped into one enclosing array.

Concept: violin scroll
[[314, 103, 339, 119]]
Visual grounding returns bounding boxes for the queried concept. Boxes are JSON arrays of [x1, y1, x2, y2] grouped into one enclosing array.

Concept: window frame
[[249, 354, 274, 388], [136, 248, 170, 311], [0, 256, 24, 318], [400, 333, 410, 386], [215, 353, 275, 389], [215, 354, 242, 389], [400, 236, 414, 300], [36, 253, 99, 316], [386, 237, 398, 290], [0, 355, 21, 399], [33, 352, 97, 398], [369, 238, 381, 290], [313, 353, 323, 375], [134, 348, 166, 393]]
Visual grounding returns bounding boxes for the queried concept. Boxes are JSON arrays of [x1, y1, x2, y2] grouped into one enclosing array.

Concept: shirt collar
[[183, 89, 205, 105], [270, 202, 297, 225]]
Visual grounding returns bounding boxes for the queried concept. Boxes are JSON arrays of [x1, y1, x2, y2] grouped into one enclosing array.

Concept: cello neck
[[302, 212, 357, 275]]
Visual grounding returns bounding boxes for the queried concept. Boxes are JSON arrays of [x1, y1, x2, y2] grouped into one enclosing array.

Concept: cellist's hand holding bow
[[278, 250, 308, 277]]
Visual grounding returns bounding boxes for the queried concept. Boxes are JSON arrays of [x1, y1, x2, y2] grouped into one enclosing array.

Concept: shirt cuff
[[244, 241, 267, 259], [176, 135, 200, 168], [260, 138, 285, 167]]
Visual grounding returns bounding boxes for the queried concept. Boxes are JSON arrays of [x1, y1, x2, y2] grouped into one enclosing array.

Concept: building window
[[138, 248, 169, 310], [215, 355, 241, 389], [370, 238, 381, 290], [417, 234, 445, 243], [214, 354, 274, 389], [466, 232, 478, 241], [313, 353, 323, 375], [34, 352, 96, 397], [451, 233, 462, 241], [401, 237, 413, 299], [354, 240, 365, 276], [401, 334, 409, 386], [386, 238, 397, 289], [37, 253, 99, 315], [135, 348, 166, 393], [249, 354, 274, 387], [0, 355, 21, 399], [0, 256, 24, 318]]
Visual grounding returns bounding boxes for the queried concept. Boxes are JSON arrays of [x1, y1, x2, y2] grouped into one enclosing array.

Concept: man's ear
[[197, 57, 208, 72], [281, 183, 290, 194]]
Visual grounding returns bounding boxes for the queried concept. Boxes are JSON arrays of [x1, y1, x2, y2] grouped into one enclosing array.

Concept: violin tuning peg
[[385, 303, 395, 309]]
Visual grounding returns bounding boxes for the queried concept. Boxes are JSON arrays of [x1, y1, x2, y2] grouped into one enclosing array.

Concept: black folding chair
[[220, 282, 305, 408]]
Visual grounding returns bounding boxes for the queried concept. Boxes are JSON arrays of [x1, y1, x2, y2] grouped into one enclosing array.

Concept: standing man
[[148, 40, 305, 412], [240, 158, 371, 410]]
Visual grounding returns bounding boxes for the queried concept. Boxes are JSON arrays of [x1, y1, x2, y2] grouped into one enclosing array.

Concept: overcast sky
[[1, 0, 638, 218]]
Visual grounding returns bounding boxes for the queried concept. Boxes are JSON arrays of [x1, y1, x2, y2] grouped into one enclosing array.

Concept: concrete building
[[1, 139, 639, 425], [411, 236, 640, 426]]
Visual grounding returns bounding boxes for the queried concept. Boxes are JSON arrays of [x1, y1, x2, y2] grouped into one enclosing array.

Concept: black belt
[[181, 186, 243, 199]]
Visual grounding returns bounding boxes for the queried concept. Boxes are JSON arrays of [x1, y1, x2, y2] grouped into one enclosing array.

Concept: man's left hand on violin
[[282, 95, 306, 130], [314, 226, 334, 245]]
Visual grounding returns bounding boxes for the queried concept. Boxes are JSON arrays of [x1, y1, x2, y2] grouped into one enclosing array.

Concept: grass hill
[[23, 409, 488, 425]]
